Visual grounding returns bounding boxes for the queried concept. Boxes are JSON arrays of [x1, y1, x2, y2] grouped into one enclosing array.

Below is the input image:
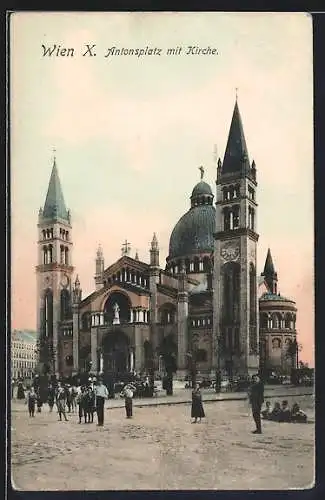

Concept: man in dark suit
[[248, 374, 264, 434]]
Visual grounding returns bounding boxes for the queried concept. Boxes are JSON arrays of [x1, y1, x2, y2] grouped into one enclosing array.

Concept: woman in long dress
[[191, 383, 205, 423]]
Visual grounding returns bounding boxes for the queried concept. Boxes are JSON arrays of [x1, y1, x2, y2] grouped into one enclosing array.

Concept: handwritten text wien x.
[[41, 44, 219, 58]]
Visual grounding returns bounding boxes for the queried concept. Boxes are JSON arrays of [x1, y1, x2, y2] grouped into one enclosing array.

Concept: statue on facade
[[113, 302, 120, 325]]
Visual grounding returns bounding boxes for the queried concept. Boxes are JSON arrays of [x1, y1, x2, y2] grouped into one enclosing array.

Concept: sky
[[10, 12, 314, 365]]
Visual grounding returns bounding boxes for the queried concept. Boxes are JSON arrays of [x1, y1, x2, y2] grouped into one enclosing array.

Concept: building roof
[[41, 158, 70, 222], [221, 100, 250, 175], [12, 330, 37, 343], [191, 181, 213, 198], [168, 204, 215, 260], [259, 292, 295, 304], [262, 248, 277, 277]]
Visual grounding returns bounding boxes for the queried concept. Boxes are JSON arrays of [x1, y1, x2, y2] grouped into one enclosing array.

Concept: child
[[291, 402, 307, 423], [280, 400, 291, 422], [261, 401, 272, 419], [76, 386, 86, 424], [269, 401, 282, 421]]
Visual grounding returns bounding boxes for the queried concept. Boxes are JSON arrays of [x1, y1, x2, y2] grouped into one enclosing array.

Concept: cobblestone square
[[11, 393, 314, 490]]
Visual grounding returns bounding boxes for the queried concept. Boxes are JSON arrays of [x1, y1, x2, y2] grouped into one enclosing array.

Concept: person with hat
[[120, 382, 136, 418], [55, 382, 69, 422], [248, 374, 264, 434], [94, 378, 108, 426]]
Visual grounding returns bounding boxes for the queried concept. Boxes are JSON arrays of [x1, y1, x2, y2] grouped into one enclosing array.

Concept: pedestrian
[[120, 383, 136, 418], [191, 383, 205, 423], [94, 379, 108, 426], [85, 385, 96, 423], [17, 380, 25, 400], [55, 382, 69, 422], [248, 373, 264, 434], [76, 386, 87, 424], [26, 387, 37, 417], [47, 384, 55, 412], [36, 389, 43, 413]]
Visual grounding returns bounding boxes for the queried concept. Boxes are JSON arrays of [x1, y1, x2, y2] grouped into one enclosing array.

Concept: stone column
[[91, 327, 98, 372], [72, 304, 79, 372], [52, 288, 60, 377], [129, 349, 134, 372], [177, 294, 188, 375], [99, 351, 104, 373], [134, 328, 143, 372]]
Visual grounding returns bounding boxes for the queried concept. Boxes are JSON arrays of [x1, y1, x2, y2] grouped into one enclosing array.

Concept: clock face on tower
[[61, 274, 69, 287], [220, 244, 240, 262]]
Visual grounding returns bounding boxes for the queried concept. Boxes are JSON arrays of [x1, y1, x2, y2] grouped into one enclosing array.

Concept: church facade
[[36, 100, 298, 380]]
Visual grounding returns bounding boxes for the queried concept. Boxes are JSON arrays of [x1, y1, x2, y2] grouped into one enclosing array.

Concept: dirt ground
[[11, 394, 314, 490]]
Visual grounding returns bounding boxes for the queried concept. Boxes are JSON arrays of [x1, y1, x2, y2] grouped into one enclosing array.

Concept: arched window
[[272, 313, 280, 329], [159, 303, 177, 325], [81, 312, 91, 330], [285, 313, 292, 329], [224, 207, 231, 231], [60, 245, 64, 264], [193, 257, 200, 273], [48, 244, 53, 263], [43, 246, 48, 264], [64, 247, 69, 265], [42, 230, 46, 240], [233, 206, 240, 230], [60, 289, 71, 321], [249, 207, 255, 231]]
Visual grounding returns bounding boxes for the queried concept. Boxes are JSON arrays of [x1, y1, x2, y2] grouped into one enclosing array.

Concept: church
[[36, 99, 298, 380]]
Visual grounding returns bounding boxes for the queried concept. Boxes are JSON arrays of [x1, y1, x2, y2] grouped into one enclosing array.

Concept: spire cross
[[121, 239, 131, 256], [235, 87, 238, 100], [199, 165, 205, 180]]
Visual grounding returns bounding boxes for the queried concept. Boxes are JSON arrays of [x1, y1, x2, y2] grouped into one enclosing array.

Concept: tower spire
[[42, 155, 69, 222], [221, 99, 250, 175], [150, 232, 159, 267], [262, 248, 278, 294]]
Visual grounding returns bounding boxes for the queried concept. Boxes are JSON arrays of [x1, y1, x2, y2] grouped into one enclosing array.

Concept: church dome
[[168, 176, 215, 262], [191, 181, 213, 198]]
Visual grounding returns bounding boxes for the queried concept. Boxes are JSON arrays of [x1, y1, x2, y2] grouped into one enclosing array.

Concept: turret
[[94, 244, 104, 291], [150, 232, 159, 267]]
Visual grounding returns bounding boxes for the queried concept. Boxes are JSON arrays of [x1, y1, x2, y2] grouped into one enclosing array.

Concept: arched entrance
[[102, 331, 130, 374]]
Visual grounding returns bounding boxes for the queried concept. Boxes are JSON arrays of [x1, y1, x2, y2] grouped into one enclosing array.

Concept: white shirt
[[95, 384, 108, 398]]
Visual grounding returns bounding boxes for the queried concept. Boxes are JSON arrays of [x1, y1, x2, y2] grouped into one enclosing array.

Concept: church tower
[[213, 99, 259, 377], [36, 156, 74, 376]]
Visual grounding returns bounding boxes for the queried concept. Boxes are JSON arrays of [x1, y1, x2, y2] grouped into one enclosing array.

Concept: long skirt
[[191, 398, 205, 418]]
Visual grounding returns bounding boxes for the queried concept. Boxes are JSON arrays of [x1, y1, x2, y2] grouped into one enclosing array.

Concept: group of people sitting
[[262, 400, 308, 423]]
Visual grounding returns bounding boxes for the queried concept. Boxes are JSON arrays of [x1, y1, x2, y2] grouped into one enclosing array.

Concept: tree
[[285, 339, 302, 383]]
